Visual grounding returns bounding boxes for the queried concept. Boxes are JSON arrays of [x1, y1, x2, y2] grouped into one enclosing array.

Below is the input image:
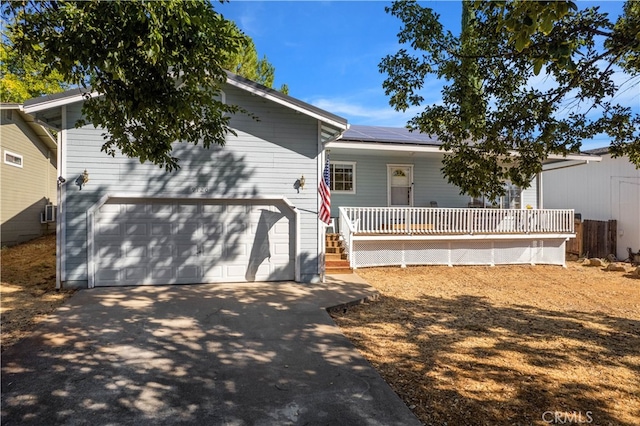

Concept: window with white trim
[[4, 150, 23, 168], [330, 162, 356, 193], [469, 182, 522, 209]]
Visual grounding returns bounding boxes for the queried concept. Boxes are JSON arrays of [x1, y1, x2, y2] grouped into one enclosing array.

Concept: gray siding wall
[[330, 152, 539, 217], [329, 152, 470, 217], [62, 84, 322, 284], [521, 179, 538, 209], [1, 111, 57, 246]]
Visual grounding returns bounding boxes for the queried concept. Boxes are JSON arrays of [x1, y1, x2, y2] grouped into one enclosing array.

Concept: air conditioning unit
[[41, 204, 56, 223]]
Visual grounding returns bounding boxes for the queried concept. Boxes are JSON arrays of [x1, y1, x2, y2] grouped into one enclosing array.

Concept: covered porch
[[337, 207, 575, 268]]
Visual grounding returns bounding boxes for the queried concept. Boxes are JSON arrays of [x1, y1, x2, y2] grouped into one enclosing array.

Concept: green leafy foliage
[[3, 0, 250, 171], [222, 25, 279, 90], [0, 35, 68, 102], [381, 0, 639, 200]]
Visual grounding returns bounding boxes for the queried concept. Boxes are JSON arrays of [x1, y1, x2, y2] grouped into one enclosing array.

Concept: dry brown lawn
[[331, 264, 640, 426], [1, 234, 76, 351], [2, 236, 639, 424]]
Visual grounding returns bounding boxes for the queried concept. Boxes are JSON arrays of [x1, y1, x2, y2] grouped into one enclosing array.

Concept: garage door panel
[[201, 242, 223, 257], [227, 204, 249, 214], [125, 223, 148, 236], [125, 244, 147, 257], [202, 203, 224, 213], [151, 267, 174, 280], [151, 223, 172, 236], [203, 222, 224, 236], [94, 199, 295, 286], [98, 223, 121, 236], [97, 244, 121, 258], [177, 244, 199, 258], [176, 222, 200, 236], [227, 222, 248, 234], [224, 244, 247, 260], [99, 203, 122, 214], [125, 267, 146, 281], [273, 243, 290, 255], [97, 268, 119, 283], [203, 266, 223, 280], [124, 203, 149, 216], [177, 203, 199, 213], [274, 222, 290, 234], [151, 245, 173, 257], [177, 265, 200, 279], [151, 203, 174, 215]]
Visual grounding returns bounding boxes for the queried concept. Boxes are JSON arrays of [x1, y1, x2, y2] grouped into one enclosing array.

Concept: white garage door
[[92, 198, 295, 286]]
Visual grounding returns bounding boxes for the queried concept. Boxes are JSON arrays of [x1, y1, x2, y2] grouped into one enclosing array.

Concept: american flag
[[318, 153, 331, 224]]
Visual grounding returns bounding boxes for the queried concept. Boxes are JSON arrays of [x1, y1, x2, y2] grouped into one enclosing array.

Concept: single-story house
[[542, 146, 640, 259], [326, 125, 601, 269], [23, 73, 602, 288], [1, 103, 57, 247], [23, 73, 348, 288]]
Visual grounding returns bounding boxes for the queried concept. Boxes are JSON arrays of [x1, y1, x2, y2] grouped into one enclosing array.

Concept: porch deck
[[337, 207, 575, 268]]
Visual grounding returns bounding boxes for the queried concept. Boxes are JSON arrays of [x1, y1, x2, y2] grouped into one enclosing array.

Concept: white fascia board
[[326, 141, 443, 153], [328, 141, 602, 164], [225, 78, 348, 131], [23, 91, 100, 114], [543, 153, 602, 162], [18, 110, 57, 148]]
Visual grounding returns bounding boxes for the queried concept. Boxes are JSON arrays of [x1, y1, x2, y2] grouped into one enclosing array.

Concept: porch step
[[326, 252, 347, 260], [325, 266, 353, 275], [326, 259, 352, 274], [326, 246, 346, 254], [325, 233, 352, 274]]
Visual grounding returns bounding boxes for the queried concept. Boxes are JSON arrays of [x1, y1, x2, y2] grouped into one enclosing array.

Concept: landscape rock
[[604, 263, 626, 272], [587, 258, 605, 267], [633, 267, 640, 277]]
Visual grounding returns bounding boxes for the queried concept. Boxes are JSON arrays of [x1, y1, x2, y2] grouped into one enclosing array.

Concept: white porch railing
[[338, 207, 575, 236]]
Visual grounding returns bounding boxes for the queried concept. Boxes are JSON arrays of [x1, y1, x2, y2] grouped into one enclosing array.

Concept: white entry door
[[388, 165, 413, 207]]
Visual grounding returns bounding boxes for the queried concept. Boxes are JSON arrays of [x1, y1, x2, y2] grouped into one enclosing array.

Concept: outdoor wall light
[[76, 169, 90, 190], [299, 175, 306, 190]]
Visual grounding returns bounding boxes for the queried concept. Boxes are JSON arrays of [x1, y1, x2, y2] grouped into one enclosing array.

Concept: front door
[[388, 165, 413, 206]]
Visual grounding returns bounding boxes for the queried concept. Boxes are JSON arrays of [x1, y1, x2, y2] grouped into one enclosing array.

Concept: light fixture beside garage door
[[75, 169, 90, 190]]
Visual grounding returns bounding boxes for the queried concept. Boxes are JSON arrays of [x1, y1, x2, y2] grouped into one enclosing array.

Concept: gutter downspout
[[56, 106, 67, 289], [55, 119, 63, 289]]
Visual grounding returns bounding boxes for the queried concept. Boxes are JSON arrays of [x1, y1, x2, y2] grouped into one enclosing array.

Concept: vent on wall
[[41, 204, 56, 223]]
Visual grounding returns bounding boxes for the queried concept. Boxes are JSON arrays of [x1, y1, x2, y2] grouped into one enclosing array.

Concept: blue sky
[[219, 1, 638, 150]]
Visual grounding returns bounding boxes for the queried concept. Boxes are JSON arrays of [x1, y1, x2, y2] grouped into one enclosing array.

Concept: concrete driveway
[[1, 275, 421, 425]]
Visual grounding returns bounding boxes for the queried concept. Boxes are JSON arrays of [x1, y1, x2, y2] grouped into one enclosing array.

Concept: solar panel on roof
[[340, 124, 441, 146]]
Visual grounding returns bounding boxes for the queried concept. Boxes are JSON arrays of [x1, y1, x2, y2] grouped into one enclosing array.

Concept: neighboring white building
[[542, 147, 640, 259]]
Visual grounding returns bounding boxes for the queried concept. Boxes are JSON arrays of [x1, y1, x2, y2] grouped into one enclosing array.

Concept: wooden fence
[[567, 219, 617, 258]]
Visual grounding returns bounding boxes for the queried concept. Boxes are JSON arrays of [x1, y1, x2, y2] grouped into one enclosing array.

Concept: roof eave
[[224, 72, 348, 131]]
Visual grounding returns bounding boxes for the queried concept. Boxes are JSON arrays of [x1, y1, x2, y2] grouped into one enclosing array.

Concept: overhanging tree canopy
[[380, 0, 639, 200], [2, 0, 256, 171]]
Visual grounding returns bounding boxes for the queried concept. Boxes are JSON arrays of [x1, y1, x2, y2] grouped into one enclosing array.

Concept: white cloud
[[310, 97, 428, 127]]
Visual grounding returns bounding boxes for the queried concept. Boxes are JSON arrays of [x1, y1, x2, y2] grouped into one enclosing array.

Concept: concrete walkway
[[1, 275, 421, 425]]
